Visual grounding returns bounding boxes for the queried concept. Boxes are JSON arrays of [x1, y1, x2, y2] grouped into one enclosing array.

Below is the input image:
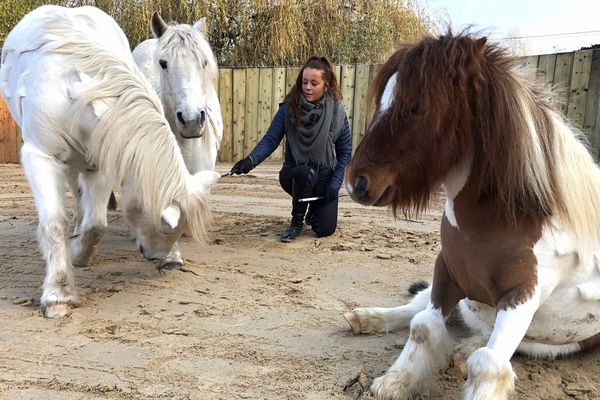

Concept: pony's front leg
[[464, 290, 541, 400], [159, 242, 184, 270], [344, 285, 430, 334], [70, 172, 111, 267], [371, 305, 454, 400], [21, 145, 78, 318]]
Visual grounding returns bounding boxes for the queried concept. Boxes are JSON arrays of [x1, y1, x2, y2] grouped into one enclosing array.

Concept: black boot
[[280, 200, 308, 242], [281, 178, 312, 242]]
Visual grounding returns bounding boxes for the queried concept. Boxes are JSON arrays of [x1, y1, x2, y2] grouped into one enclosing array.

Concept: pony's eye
[[159, 59, 168, 70]]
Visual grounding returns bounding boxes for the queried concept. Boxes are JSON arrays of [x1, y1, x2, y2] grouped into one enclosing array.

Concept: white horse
[[132, 12, 223, 270], [132, 12, 223, 174], [0, 5, 220, 318]]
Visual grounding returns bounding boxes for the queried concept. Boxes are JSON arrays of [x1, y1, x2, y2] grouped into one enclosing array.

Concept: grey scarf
[[285, 93, 345, 169]]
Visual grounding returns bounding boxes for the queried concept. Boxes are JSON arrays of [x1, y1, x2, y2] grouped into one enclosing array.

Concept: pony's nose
[[199, 110, 206, 126], [353, 175, 369, 200], [139, 244, 158, 262]]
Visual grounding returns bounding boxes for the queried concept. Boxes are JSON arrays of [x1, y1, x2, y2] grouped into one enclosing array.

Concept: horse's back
[[0, 5, 134, 156], [2, 5, 130, 60], [132, 39, 160, 92]]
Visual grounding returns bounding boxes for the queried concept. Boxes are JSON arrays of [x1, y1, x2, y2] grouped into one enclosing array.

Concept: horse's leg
[[70, 172, 112, 267], [463, 290, 540, 400], [370, 305, 453, 399], [344, 285, 431, 334], [159, 242, 184, 270], [370, 255, 461, 400], [21, 146, 77, 318], [66, 169, 83, 235]]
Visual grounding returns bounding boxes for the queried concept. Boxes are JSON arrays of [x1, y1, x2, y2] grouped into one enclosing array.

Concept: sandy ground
[[0, 161, 598, 400]]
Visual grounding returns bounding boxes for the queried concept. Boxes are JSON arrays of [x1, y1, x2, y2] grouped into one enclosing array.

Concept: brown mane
[[367, 31, 565, 224]]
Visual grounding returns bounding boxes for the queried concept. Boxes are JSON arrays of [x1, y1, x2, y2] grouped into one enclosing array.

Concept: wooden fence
[[2, 50, 600, 163]]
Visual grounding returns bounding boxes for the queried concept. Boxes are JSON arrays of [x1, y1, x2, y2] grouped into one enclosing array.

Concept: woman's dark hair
[[286, 56, 342, 127]]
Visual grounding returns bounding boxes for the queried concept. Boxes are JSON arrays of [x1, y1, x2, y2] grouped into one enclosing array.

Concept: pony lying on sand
[[0, 5, 219, 318], [132, 11, 223, 270], [344, 31, 600, 399]]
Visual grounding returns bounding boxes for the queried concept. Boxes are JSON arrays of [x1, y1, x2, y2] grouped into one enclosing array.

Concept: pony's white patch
[[379, 72, 397, 113], [161, 205, 181, 230], [486, 288, 541, 358], [441, 154, 472, 229], [577, 280, 600, 301]]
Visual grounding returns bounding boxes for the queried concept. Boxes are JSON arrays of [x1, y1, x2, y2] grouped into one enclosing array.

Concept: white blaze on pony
[[132, 12, 223, 270], [0, 5, 219, 318], [344, 32, 600, 399]]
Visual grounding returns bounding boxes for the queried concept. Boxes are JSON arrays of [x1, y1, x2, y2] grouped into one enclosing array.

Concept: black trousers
[[279, 164, 338, 237]]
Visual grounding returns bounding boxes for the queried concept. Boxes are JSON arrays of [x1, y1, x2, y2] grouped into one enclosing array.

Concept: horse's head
[[122, 170, 220, 261], [346, 33, 489, 216], [151, 12, 218, 139]]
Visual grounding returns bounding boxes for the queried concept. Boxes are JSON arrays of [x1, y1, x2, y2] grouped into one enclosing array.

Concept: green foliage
[[0, 0, 431, 66]]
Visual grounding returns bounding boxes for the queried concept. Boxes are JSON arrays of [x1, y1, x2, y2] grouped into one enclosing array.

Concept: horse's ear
[[151, 11, 168, 38], [161, 205, 181, 230], [193, 17, 208, 36], [474, 37, 487, 55]]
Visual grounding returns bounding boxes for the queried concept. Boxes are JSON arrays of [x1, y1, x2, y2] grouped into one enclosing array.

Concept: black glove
[[231, 156, 255, 175], [324, 185, 339, 202]]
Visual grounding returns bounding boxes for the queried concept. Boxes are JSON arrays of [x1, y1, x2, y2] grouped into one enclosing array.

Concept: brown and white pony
[[344, 32, 600, 400]]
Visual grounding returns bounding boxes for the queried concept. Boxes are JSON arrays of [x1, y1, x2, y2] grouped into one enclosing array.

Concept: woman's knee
[[312, 222, 337, 237]]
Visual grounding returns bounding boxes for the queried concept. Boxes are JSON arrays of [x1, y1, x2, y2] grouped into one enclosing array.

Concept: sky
[[423, 0, 600, 55]]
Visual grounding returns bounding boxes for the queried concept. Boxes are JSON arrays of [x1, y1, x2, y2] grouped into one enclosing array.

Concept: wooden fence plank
[[352, 64, 370, 153], [244, 68, 260, 157], [552, 52, 574, 115], [285, 67, 300, 94], [537, 54, 557, 85], [567, 50, 593, 130], [258, 68, 273, 159], [217, 68, 233, 162], [232, 68, 246, 161], [587, 50, 600, 161], [340, 65, 356, 134], [270, 67, 286, 160]]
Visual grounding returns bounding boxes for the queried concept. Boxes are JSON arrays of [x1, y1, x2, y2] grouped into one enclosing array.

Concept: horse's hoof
[[44, 303, 70, 319], [160, 261, 183, 271], [344, 312, 362, 335]]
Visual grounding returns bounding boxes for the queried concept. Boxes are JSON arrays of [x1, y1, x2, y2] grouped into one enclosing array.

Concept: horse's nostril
[[199, 110, 206, 126], [176, 111, 186, 126], [355, 175, 368, 198]]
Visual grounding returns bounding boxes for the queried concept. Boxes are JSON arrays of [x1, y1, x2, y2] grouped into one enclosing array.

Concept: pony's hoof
[[370, 372, 412, 400], [344, 312, 362, 335], [160, 261, 183, 271], [44, 303, 70, 319]]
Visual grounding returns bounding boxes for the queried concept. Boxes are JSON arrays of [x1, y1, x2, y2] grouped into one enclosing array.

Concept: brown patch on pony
[[361, 30, 566, 224], [579, 332, 600, 353]]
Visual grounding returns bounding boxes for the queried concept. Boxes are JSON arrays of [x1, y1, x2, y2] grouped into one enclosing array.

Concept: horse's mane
[[43, 22, 210, 243], [369, 31, 600, 244]]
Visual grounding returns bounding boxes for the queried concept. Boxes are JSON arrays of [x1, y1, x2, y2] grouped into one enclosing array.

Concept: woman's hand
[[231, 156, 255, 175]]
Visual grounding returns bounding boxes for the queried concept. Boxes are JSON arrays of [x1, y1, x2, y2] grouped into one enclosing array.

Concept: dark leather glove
[[324, 185, 339, 202], [231, 156, 255, 175]]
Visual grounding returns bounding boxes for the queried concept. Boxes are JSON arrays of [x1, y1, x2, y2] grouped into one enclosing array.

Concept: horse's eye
[[159, 59, 168, 70], [202, 60, 208, 68]]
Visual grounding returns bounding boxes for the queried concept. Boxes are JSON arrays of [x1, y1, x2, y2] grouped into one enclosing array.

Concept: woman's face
[[302, 68, 327, 103]]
